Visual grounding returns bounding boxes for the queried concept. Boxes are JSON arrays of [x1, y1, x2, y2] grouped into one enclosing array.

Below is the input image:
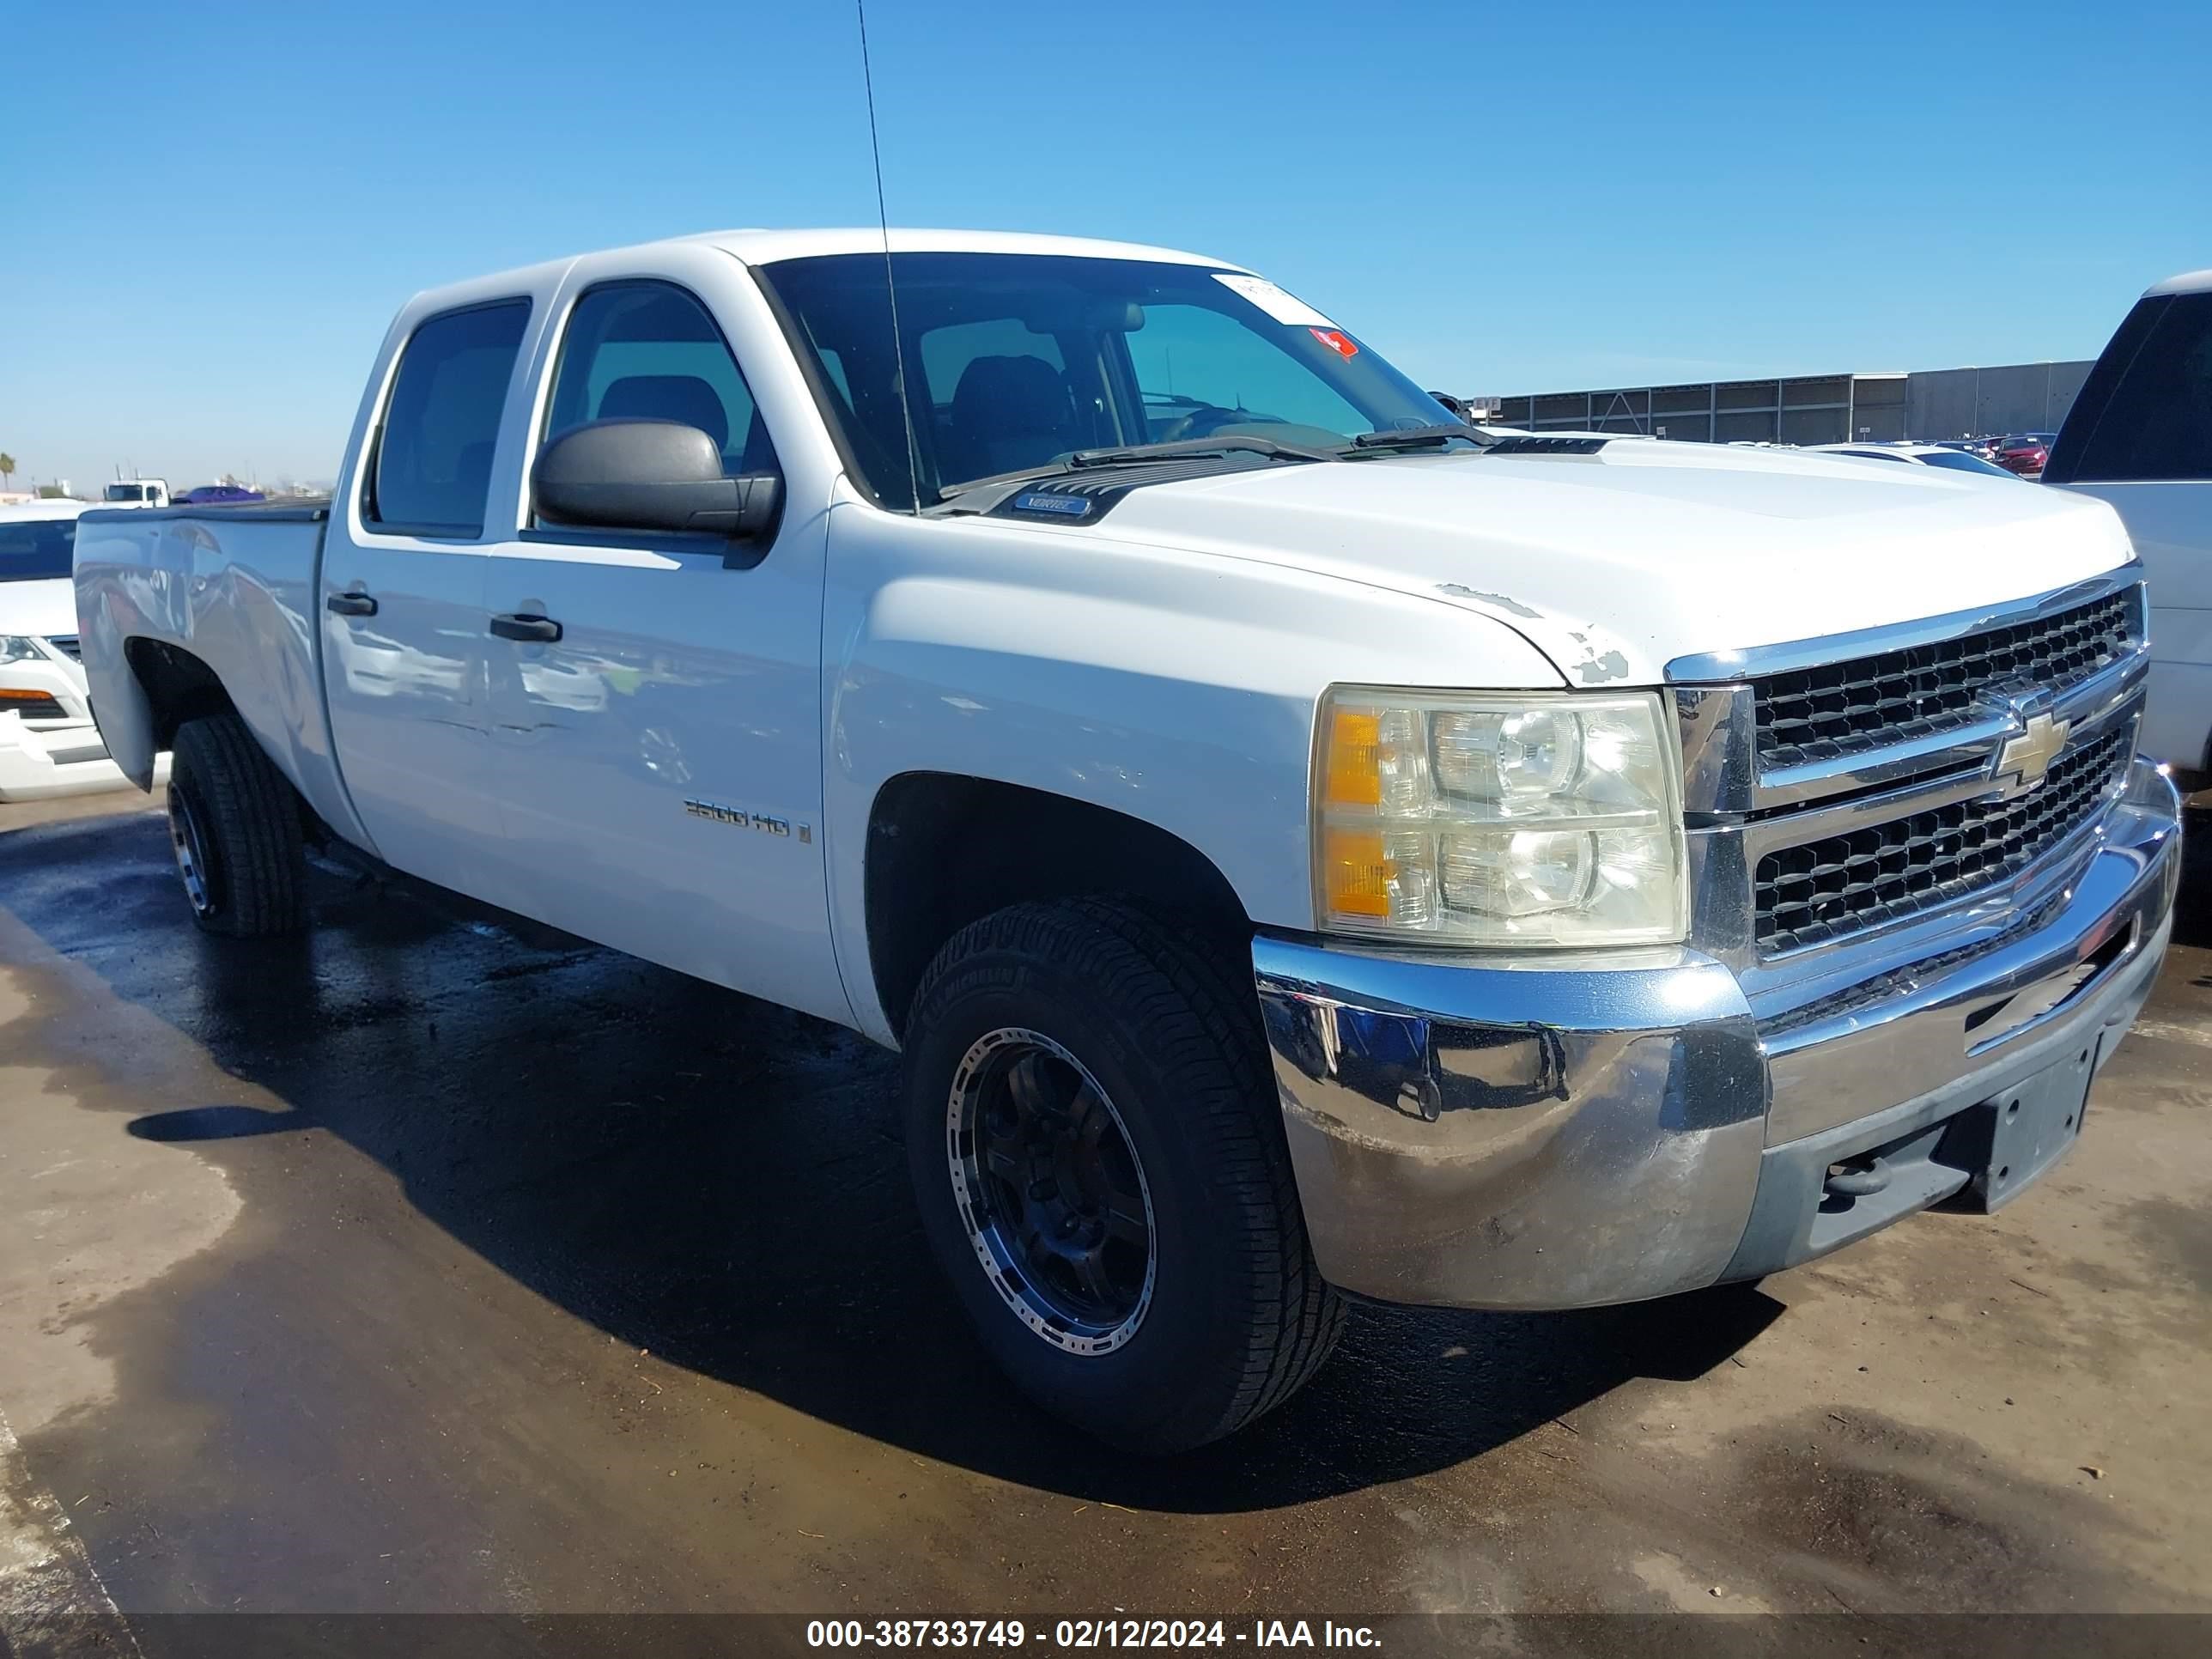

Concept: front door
[[322, 298, 527, 898], [483, 277, 848, 1025]]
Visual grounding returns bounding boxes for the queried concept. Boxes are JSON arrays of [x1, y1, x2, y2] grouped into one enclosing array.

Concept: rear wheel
[[902, 900, 1344, 1452], [167, 713, 307, 936]]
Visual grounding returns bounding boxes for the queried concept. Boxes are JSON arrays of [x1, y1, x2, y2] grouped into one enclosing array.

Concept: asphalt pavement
[[0, 789, 2207, 1647]]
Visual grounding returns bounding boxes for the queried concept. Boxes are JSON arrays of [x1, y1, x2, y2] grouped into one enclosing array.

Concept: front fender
[[819, 501, 1567, 1042]]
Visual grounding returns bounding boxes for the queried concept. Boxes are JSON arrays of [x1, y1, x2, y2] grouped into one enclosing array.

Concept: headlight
[[1314, 687, 1688, 946], [0, 636, 47, 664]]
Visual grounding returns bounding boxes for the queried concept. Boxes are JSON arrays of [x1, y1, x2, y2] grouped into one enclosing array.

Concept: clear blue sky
[[5, 0, 2207, 489]]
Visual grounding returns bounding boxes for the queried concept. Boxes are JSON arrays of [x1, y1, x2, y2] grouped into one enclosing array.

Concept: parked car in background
[[1936, 438, 2002, 461], [1995, 434, 2057, 476], [1812, 441, 2020, 478], [177, 483, 265, 506], [74, 228, 2176, 1451], [102, 478, 171, 507], [2046, 267, 2212, 782], [0, 501, 167, 799]]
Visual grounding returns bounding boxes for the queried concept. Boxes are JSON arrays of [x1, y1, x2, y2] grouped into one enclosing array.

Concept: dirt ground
[[0, 788, 2206, 1648]]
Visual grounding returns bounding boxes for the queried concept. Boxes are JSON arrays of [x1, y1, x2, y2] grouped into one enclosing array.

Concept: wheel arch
[[862, 771, 1255, 1043], [125, 637, 240, 750]]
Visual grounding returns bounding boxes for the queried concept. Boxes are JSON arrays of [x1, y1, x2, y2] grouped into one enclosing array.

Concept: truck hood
[[1089, 441, 2136, 686], [0, 578, 80, 639]]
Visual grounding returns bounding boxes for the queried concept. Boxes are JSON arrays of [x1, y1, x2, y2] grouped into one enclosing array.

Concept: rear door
[[480, 257, 848, 1024], [321, 299, 527, 893], [2047, 291, 2212, 770]]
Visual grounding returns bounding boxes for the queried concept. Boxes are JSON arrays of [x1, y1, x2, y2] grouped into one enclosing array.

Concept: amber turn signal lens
[[1322, 827, 1393, 919], [1324, 709, 1382, 806]]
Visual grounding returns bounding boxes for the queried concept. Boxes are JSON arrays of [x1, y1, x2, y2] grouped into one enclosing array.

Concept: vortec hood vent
[[1480, 436, 1608, 456], [985, 451, 1285, 524]]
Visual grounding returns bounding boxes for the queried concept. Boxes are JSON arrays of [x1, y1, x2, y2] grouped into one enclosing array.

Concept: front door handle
[[326, 591, 378, 617], [489, 613, 563, 643]]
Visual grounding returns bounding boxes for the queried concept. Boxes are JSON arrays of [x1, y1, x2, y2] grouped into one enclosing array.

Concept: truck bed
[[88, 501, 333, 521], [70, 502, 362, 844]]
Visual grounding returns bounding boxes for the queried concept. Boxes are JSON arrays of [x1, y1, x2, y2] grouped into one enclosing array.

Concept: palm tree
[[0, 453, 15, 492]]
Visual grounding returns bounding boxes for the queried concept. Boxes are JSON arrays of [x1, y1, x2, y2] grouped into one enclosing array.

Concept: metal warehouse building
[[1484, 360, 2092, 446]]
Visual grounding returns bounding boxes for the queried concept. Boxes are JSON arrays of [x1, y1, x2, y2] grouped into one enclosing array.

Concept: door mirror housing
[[532, 419, 781, 542]]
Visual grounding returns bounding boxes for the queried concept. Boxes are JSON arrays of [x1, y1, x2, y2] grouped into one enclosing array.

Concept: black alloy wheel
[[947, 1027, 1155, 1355]]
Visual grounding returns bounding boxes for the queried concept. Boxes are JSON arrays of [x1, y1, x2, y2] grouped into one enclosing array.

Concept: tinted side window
[[2058, 294, 2212, 483], [544, 283, 775, 480], [371, 300, 531, 536]]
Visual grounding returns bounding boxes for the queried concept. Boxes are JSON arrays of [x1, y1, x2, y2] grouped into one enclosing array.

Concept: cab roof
[[416, 228, 1255, 311], [681, 228, 1251, 272]]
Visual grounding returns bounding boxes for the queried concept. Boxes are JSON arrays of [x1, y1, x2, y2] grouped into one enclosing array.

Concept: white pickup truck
[[74, 229, 2180, 1451]]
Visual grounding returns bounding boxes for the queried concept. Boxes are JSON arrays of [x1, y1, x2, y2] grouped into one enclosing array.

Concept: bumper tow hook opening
[[1825, 1155, 1890, 1200]]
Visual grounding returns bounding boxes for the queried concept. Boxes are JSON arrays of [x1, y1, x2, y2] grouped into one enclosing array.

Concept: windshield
[[0, 517, 76, 582], [103, 483, 149, 501], [755, 252, 1455, 507], [1916, 449, 2014, 476]]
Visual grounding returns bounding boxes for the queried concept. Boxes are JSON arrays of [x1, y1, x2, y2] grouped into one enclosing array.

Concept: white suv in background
[[2046, 268, 2212, 783], [0, 501, 166, 800]]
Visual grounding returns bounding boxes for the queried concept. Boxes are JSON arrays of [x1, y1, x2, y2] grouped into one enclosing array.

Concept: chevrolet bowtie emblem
[[1995, 711, 2071, 797]]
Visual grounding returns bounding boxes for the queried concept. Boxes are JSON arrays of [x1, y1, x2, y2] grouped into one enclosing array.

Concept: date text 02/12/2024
[[804, 1621, 1381, 1649]]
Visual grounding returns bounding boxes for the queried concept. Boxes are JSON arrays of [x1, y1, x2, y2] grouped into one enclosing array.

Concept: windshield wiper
[[1065, 434, 1340, 468], [929, 434, 1337, 513], [1344, 423, 1494, 454]]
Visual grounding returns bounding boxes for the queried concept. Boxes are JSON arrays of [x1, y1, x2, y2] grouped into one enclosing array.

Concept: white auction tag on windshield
[[1212, 273, 1336, 329]]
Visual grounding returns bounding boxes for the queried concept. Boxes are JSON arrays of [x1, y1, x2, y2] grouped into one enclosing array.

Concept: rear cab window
[[914, 316, 1085, 485], [368, 300, 532, 537]]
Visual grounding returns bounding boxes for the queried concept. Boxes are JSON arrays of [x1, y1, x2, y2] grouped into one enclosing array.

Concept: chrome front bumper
[[1253, 758, 2183, 1310]]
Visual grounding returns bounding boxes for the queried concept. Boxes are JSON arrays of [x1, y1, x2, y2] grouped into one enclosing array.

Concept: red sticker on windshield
[[1310, 328, 1358, 358]]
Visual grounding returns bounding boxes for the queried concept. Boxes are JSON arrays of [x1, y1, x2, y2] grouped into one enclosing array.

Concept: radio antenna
[[855, 0, 923, 514]]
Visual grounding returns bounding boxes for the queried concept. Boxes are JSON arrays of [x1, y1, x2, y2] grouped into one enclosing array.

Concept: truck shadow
[[9, 805, 1785, 1510]]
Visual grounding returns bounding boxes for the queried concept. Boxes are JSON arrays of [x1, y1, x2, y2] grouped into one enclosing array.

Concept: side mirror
[[532, 419, 781, 542]]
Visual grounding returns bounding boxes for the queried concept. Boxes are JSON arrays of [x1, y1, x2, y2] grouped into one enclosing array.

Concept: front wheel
[[902, 900, 1344, 1452]]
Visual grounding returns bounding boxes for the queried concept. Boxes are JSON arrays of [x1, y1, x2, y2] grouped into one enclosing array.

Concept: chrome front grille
[[1672, 572, 2150, 974], [1751, 592, 2134, 771], [1753, 726, 2133, 956]]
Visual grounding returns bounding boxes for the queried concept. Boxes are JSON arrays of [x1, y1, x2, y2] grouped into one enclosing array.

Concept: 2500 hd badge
[[684, 798, 802, 839]]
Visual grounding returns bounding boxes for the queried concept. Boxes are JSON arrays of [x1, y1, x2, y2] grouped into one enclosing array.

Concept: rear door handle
[[489, 613, 563, 643], [325, 592, 378, 617]]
